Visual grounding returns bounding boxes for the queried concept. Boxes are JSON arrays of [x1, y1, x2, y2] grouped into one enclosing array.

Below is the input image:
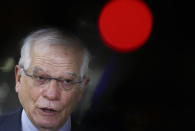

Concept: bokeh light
[[98, 0, 153, 52]]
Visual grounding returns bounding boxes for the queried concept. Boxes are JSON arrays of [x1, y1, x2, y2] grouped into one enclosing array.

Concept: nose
[[42, 79, 60, 100]]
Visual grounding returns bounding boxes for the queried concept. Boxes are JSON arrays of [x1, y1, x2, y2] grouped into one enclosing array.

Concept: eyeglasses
[[21, 67, 83, 90]]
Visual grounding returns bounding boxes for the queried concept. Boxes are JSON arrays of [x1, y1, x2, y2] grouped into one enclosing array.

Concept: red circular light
[[98, 0, 153, 52]]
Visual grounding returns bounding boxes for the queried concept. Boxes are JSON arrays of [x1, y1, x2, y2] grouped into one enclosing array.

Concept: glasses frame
[[20, 66, 84, 90]]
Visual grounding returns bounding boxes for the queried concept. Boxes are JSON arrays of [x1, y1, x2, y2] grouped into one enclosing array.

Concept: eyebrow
[[31, 66, 78, 78], [32, 66, 46, 74]]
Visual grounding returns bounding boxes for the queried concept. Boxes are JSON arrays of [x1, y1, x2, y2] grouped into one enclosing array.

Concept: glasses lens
[[30, 72, 80, 90], [61, 73, 79, 90], [32, 74, 49, 86]]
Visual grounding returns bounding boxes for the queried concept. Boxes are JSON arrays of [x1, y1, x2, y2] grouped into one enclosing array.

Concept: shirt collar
[[21, 109, 71, 131]]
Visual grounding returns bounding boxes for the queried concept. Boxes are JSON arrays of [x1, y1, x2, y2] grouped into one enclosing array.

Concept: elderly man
[[0, 28, 90, 131]]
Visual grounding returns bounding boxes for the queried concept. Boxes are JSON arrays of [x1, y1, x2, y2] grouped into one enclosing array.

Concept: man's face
[[15, 44, 87, 130]]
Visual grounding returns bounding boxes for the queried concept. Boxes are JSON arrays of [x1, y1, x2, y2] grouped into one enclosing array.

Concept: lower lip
[[38, 108, 58, 116]]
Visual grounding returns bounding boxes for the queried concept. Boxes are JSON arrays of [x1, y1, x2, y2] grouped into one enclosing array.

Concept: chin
[[35, 118, 63, 130], [32, 113, 65, 130]]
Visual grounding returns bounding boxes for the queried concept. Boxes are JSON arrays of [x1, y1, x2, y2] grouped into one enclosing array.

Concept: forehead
[[29, 43, 83, 75]]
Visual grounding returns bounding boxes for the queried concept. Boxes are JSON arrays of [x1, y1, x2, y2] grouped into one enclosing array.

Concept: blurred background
[[0, 0, 192, 130]]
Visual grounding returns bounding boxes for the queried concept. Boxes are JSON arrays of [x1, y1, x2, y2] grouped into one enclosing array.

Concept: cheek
[[61, 90, 81, 111], [18, 80, 41, 111]]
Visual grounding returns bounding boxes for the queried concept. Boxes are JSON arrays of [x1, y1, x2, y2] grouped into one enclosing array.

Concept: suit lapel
[[0, 108, 22, 131]]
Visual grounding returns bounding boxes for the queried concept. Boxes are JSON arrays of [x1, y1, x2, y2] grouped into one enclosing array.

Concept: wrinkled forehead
[[29, 42, 84, 75], [32, 39, 84, 56]]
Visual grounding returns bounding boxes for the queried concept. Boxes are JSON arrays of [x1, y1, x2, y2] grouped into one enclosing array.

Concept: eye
[[37, 76, 44, 80], [63, 79, 73, 85], [33, 75, 47, 83]]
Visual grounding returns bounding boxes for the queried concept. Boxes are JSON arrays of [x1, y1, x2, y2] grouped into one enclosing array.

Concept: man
[[0, 28, 90, 131]]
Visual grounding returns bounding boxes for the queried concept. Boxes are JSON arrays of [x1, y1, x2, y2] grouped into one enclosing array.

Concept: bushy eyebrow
[[32, 66, 47, 74], [31, 66, 78, 78]]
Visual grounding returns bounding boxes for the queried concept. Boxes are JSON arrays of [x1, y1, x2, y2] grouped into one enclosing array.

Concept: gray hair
[[18, 28, 90, 78]]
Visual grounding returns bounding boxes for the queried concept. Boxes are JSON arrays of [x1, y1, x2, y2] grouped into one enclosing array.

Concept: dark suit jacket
[[0, 109, 80, 131], [0, 108, 22, 131]]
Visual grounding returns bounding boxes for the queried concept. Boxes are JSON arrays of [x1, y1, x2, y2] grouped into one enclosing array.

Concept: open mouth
[[40, 108, 57, 113]]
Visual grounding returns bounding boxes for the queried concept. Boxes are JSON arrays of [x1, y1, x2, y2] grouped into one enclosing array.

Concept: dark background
[[0, 0, 192, 130]]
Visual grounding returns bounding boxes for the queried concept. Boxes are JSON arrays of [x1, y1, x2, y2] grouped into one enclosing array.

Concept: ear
[[78, 77, 90, 101], [15, 65, 22, 93], [83, 77, 90, 87]]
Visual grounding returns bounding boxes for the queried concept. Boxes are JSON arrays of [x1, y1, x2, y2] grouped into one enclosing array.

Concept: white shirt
[[21, 109, 71, 131]]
